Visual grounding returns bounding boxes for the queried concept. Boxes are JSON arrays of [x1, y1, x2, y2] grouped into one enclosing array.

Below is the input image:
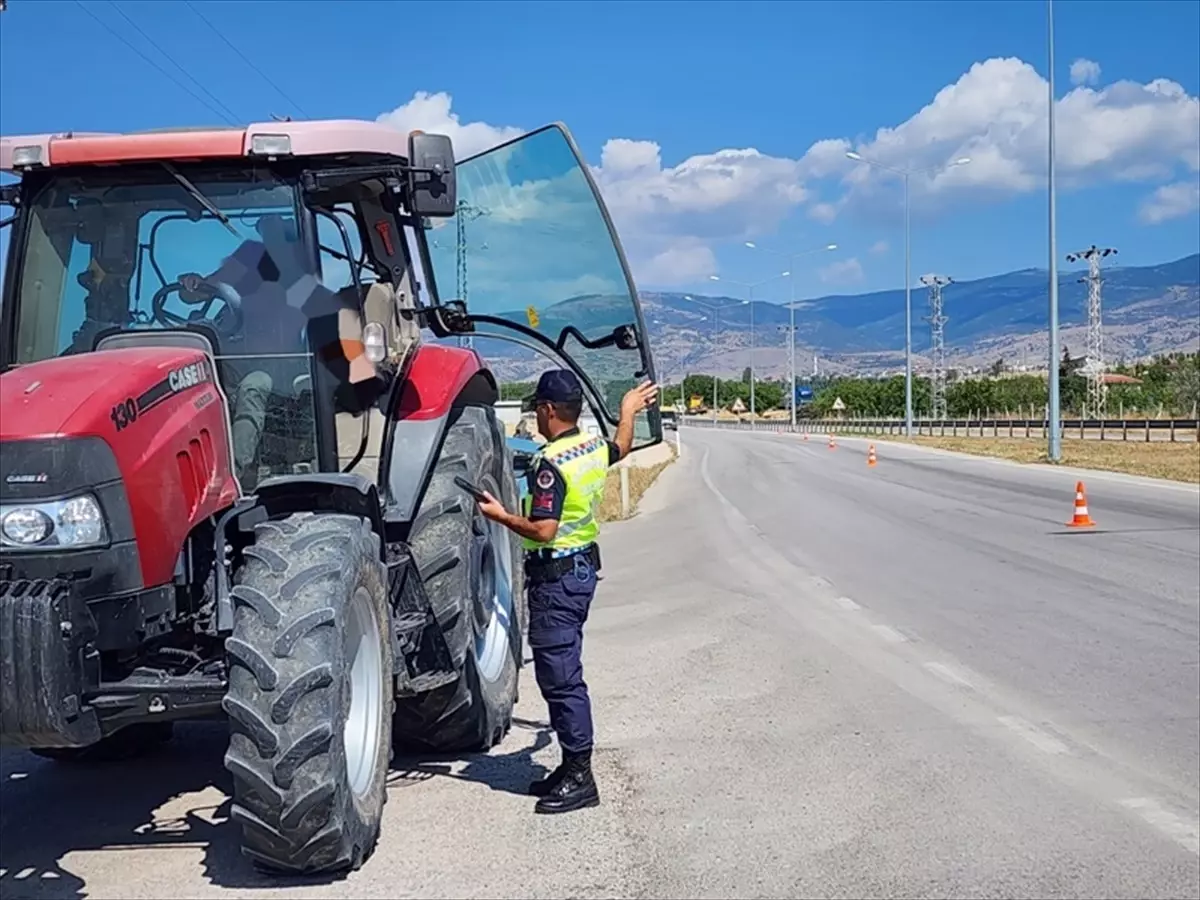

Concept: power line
[[107, 0, 244, 124], [182, 0, 310, 120], [72, 0, 237, 125]]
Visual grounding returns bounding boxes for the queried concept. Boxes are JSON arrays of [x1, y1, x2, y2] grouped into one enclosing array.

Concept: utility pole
[[455, 199, 488, 349], [920, 274, 953, 420], [1066, 245, 1117, 417]]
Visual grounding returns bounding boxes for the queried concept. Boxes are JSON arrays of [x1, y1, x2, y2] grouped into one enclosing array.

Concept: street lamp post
[[845, 151, 970, 436], [744, 242, 838, 427], [708, 272, 789, 418], [1046, 0, 1062, 462]]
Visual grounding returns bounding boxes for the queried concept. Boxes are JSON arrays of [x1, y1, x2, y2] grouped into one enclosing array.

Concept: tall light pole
[[708, 271, 789, 417], [846, 151, 970, 435], [1047, 0, 1062, 462], [744, 242, 838, 427]]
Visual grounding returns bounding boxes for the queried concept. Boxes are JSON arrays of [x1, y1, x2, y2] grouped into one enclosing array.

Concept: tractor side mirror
[[407, 132, 456, 218]]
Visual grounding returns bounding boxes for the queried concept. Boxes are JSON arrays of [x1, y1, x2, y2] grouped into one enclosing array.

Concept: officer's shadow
[[389, 716, 554, 797]]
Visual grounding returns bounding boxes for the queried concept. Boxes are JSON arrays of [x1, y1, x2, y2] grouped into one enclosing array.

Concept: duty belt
[[524, 543, 601, 584]]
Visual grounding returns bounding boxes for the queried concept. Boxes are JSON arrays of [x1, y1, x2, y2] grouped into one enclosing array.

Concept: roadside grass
[[597, 446, 678, 522], [884, 435, 1200, 484]]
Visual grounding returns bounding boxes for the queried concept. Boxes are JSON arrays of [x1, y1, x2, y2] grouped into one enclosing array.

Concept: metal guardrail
[[683, 416, 1200, 442]]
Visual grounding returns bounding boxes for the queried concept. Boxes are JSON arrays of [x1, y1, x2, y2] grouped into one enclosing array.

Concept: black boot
[[534, 750, 600, 814], [528, 758, 568, 797]]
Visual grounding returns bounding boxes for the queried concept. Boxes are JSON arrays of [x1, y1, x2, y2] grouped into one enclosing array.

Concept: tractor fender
[[379, 344, 499, 526]]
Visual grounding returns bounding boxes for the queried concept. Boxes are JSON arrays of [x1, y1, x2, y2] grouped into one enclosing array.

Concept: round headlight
[[2, 507, 54, 545]]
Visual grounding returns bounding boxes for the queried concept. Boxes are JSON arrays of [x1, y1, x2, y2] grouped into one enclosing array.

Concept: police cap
[[522, 369, 583, 412]]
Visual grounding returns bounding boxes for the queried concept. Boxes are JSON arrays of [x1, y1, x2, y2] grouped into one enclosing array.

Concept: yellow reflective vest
[[521, 430, 610, 553]]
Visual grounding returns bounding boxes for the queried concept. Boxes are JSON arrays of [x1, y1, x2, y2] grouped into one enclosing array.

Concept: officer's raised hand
[[611, 381, 659, 460], [621, 381, 658, 416]]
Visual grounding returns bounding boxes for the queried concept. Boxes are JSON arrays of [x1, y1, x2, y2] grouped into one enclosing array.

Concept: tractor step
[[386, 542, 458, 695]]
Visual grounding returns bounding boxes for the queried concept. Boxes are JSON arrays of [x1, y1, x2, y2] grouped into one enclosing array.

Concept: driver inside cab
[[178, 213, 314, 486]]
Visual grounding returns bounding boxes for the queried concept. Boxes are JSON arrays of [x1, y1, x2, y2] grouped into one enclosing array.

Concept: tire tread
[[223, 512, 392, 875]]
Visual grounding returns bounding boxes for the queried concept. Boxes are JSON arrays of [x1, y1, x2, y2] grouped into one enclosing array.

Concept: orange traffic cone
[[828, 434, 837, 450], [867, 444, 877, 467], [1066, 481, 1095, 528]]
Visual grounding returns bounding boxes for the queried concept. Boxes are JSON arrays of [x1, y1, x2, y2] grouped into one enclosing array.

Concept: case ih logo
[[5, 473, 48, 484], [168, 361, 210, 393]]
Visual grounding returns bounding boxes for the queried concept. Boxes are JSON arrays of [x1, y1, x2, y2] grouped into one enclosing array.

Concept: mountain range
[[468, 253, 1200, 383]]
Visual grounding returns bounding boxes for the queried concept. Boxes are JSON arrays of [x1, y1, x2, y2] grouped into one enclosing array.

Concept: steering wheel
[[151, 280, 244, 338]]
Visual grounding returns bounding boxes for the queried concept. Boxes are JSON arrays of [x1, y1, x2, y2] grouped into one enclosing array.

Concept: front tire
[[393, 405, 524, 753], [223, 512, 393, 874]]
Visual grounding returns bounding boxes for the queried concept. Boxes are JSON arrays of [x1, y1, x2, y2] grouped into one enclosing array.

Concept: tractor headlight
[[0, 495, 108, 550]]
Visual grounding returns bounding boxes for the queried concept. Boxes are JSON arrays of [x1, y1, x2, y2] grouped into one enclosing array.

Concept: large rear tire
[[223, 512, 393, 874], [393, 405, 524, 753]]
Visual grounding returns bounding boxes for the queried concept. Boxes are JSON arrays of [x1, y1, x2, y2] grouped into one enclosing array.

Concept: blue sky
[[2, 0, 1198, 307]]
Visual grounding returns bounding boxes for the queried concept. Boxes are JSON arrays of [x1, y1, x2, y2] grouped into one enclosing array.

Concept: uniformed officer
[[476, 370, 658, 814]]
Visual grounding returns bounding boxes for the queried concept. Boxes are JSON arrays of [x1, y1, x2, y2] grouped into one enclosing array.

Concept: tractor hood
[[0, 347, 213, 439]]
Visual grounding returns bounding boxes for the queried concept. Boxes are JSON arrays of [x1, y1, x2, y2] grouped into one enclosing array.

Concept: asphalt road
[[1, 429, 1197, 899]]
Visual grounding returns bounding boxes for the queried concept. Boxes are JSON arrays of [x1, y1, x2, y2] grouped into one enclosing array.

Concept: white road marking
[[923, 661, 975, 689], [872, 624, 908, 643], [834, 596, 861, 611], [997, 715, 1069, 755], [1120, 798, 1200, 856]]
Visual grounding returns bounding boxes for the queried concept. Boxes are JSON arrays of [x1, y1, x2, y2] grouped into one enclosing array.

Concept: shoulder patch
[[536, 468, 556, 490]]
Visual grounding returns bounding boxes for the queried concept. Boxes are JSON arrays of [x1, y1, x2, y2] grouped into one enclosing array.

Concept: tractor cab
[[0, 124, 463, 495], [0, 121, 661, 498]]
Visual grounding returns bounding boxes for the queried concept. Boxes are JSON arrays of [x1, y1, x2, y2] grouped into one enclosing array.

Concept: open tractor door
[[0, 119, 656, 877], [421, 124, 662, 449]]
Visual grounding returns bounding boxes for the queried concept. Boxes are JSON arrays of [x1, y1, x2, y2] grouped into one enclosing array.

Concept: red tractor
[[0, 119, 659, 874]]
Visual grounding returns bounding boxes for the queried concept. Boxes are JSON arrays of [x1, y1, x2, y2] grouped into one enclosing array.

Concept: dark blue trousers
[[526, 554, 597, 754]]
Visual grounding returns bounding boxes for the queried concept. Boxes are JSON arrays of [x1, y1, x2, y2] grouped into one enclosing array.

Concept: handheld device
[[453, 475, 489, 503]]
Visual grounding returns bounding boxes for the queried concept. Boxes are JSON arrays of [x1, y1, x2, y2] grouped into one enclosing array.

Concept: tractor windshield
[[5, 167, 343, 487], [425, 124, 660, 446]]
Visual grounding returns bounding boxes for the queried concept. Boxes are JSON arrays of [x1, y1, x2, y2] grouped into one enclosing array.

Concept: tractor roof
[[0, 118, 414, 174]]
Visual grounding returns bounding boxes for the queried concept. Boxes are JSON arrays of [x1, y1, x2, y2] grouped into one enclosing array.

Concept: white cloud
[[869, 239, 890, 255], [375, 59, 1199, 287], [376, 91, 523, 159], [589, 139, 808, 282], [820, 258, 865, 285], [823, 58, 1199, 212], [1070, 58, 1102, 86], [1138, 180, 1200, 224], [635, 238, 719, 285]]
